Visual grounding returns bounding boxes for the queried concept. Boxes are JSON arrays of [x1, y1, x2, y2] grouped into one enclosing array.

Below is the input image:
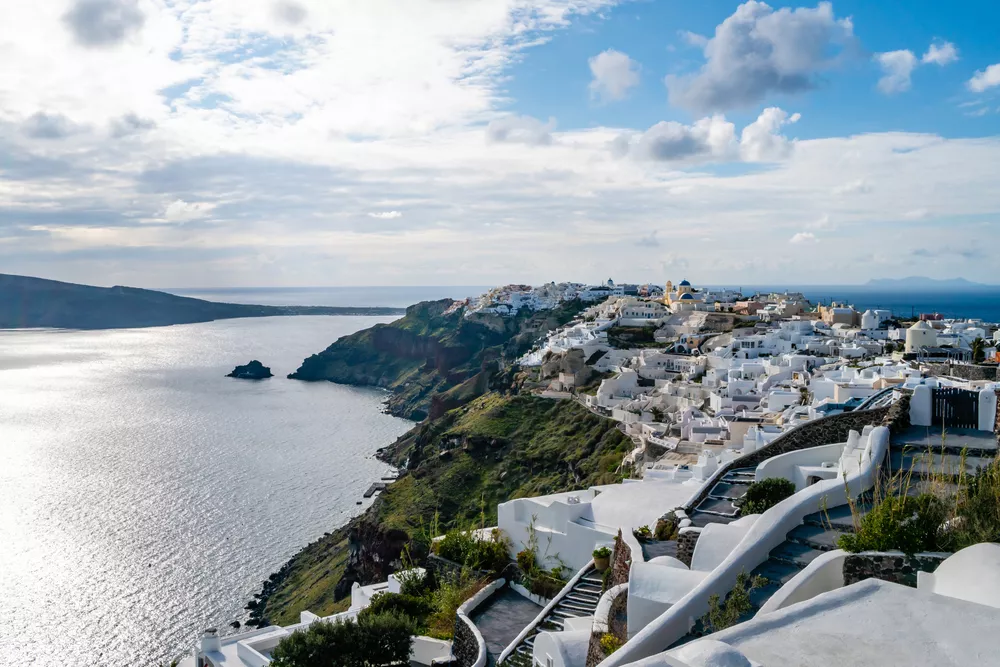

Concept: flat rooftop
[[892, 425, 997, 452], [672, 579, 1000, 667]]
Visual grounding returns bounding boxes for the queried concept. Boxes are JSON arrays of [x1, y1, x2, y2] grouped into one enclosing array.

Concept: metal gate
[[932, 387, 980, 429]]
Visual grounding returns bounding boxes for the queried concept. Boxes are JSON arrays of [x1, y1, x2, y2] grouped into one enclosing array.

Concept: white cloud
[[164, 199, 215, 222], [588, 49, 640, 102], [739, 107, 800, 161], [486, 115, 555, 145], [368, 211, 402, 219], [807, 214, 833, 230], [832, 179, 871, 195], [666, 1, 855, 112], [922, 41, 958, 66], [968, 63, 1000, 93], [875, 50, 918, 94], [789, 231, 817, 244]]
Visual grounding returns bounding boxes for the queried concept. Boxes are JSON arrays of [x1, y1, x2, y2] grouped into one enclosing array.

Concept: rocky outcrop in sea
[[227, 360, 273, 380]]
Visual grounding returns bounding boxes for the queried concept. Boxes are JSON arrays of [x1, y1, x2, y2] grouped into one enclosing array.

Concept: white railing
[[497, 560, 595, 665]]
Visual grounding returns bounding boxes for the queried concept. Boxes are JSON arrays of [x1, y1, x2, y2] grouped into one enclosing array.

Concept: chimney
[[201, 627, 222, 654]]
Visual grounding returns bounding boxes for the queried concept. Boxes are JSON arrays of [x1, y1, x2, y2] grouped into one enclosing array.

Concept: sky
[[1, 0, 999, 288]]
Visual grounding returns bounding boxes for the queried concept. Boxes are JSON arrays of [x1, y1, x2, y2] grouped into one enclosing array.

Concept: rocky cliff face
[[289, 298, 585, 420]]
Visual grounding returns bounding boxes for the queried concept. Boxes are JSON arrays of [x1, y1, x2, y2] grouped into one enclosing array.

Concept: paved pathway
[[471, 588, 543, 663]]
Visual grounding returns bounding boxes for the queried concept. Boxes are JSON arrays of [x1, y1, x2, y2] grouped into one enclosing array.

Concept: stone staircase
[[687, 467, 756, 528], [503, 569, 604, 667]]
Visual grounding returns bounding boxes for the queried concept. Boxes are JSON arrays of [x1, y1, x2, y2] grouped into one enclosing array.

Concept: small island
[[227, 360, 273, 380]]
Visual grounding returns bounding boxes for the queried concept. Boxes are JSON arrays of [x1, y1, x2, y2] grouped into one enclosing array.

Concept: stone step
[[751, 557, 804, 587], [787, 523, 851, 551], [802, 503, 868, 530], [709, 481, 753, 500], [525, 636, 535, 647], [551, 609, 586, 619], [565, 593, 600, 605], [556, 600, 596, 614], [768, 540, 825, 569], [889, 450, 994, 481], [538, 620, 563, 631], [749, 580, 782, 610], [694, 497, 740, 517], [575, 583, 603, 595], [581, 574, 604, 585], [689, 512, 737, 528]]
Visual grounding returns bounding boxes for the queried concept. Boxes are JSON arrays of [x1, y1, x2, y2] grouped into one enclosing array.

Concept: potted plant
[[633, 525, 653, 542], [592, 546, 612, 572]]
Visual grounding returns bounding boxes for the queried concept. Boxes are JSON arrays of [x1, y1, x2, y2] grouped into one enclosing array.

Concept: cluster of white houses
[[182, 281, 1000, 667]]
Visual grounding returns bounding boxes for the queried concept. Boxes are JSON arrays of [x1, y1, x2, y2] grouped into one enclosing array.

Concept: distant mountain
[[0, 274, 404, 330], [865, 277, 994, 290]]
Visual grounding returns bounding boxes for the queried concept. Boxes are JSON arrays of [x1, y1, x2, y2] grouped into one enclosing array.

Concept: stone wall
[[675, 527, 701, 568], [451, 615, 479, 667], [995, 390, 1000, 441], [608, 530, 632, 588], [585, 586, 629, 667], [926, 363, 999, 382], [685, 403, 897, 512], [843, 552, 949, 588]]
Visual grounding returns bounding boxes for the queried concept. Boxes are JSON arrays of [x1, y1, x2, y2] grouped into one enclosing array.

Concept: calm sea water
[[166, 286, 492, 308], [0, 316, 415, 666]]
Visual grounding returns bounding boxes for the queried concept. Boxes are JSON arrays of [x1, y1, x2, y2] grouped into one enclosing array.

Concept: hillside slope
[[0, 273, 402, 329], [289, 298, 584, 420], [253, 394, 631, 626]]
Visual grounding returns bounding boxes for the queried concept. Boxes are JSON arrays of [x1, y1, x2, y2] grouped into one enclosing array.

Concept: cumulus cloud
[[368, 211, 403, 219], [273, 1, 308, 25], [739, 107, 801, 161], [109, 113, 156, 138], [588, 49, 640, 102], [922, 41, 958, 66], [630, 116, 736, 161], [968, 64, 1000, 93], [486, 115, 555, 146], [164, 199, 215, 222], [875, 50, 918, 94], [789, 231, 817, 244], [666, 1, 854, 112], [22, 113, 82, 140], [621, 107, 798, 163], [62, 0, 145, 48]]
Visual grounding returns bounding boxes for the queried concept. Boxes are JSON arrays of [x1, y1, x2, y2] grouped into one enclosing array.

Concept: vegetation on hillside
[[256, 394, 632, 625], [290, 299, 585, 419]]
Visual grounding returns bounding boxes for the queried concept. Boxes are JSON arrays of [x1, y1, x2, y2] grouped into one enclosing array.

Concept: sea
[[0, 287, 486, 667]]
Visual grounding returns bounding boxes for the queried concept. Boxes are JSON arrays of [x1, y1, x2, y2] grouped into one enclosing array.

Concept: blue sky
[[1, 0, 998, 288]]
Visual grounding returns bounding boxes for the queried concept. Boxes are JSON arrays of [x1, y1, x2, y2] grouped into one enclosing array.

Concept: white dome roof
[[911, 320, 935, 330]]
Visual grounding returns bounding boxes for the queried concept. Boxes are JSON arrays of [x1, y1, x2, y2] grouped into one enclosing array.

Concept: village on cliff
[[185, 279, 1000, 667]]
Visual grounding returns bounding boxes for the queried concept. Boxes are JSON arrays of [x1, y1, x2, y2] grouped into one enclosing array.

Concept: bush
[[592, 546, 612, 559], [701, 570, 766, 633], [739, 478, 796, 515], [953, 460, 1000, 547], [270, 611, 415, 667], [530, 572, 566, 599], [436, 528, 511, 573], [599, 633, 623, 655], [426, 571, 488, 640], [359, 592, 433, 626], [516, 548, 535, 573], [654, 512, 680, 541], [838, 493, 950, 556]]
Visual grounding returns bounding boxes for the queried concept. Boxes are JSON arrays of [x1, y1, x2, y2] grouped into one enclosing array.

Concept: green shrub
[[599, 633, 623, 655], [516, 548, 535, 573], [838, 493, 950, 556], [270, 611, 415, 667], [359, 592, 433, 626], [739, 478, 796, 515], [654, 512, 679, 541], [427, 570, 488, 640], [592, 546, 612, 559], [952, 460, 1000, 547], [436, 528, 511, 573], [701, 570, 766, 633]]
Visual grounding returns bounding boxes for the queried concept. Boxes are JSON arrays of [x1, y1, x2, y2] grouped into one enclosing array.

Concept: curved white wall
[[756, 549, 847, 614], [598, 427, 891, 667]]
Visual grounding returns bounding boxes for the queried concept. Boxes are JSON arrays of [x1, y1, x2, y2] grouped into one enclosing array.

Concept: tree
[[269, 612, 415, 667], [972, 337, 987, 364]]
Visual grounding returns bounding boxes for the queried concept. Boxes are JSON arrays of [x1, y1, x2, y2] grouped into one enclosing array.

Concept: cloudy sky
[[2, 0, 999, 288]]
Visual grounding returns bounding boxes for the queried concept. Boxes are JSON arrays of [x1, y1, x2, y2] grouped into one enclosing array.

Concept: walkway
[[471, 588, 542, 665]]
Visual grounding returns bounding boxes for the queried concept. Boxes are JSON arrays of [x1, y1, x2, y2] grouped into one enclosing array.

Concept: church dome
[[680, 293, 695, 300], [679, 280, 691, 287]]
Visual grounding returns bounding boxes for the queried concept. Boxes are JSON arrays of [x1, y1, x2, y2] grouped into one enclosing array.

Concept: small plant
[[426, 570, 489, 640], [592, 546, 612, 559], [600, 633, 623, 655], [633, 525, 653, 542], [654, 512, 680, 541], [435, 527, 511, 573], [838, 493, 951, 556], [701, 570, 766, 633], [739, 478, 796, 515]]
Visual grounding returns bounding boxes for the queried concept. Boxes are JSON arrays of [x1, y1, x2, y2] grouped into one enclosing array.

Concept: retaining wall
[[843, 552, 949, 588], [925, 363, 999, 382]]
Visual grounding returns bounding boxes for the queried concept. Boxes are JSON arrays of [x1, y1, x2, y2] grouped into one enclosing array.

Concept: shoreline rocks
[[227, 360, 273, 380]]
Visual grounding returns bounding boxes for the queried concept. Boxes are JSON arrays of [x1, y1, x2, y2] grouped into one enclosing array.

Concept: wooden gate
[[932, 387, 979, 429]]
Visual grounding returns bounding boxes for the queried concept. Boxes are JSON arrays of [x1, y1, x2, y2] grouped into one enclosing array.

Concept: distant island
[[0, 274, 405, 330], [865, 277, 994, 290], [227, 360, 273, 380]]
